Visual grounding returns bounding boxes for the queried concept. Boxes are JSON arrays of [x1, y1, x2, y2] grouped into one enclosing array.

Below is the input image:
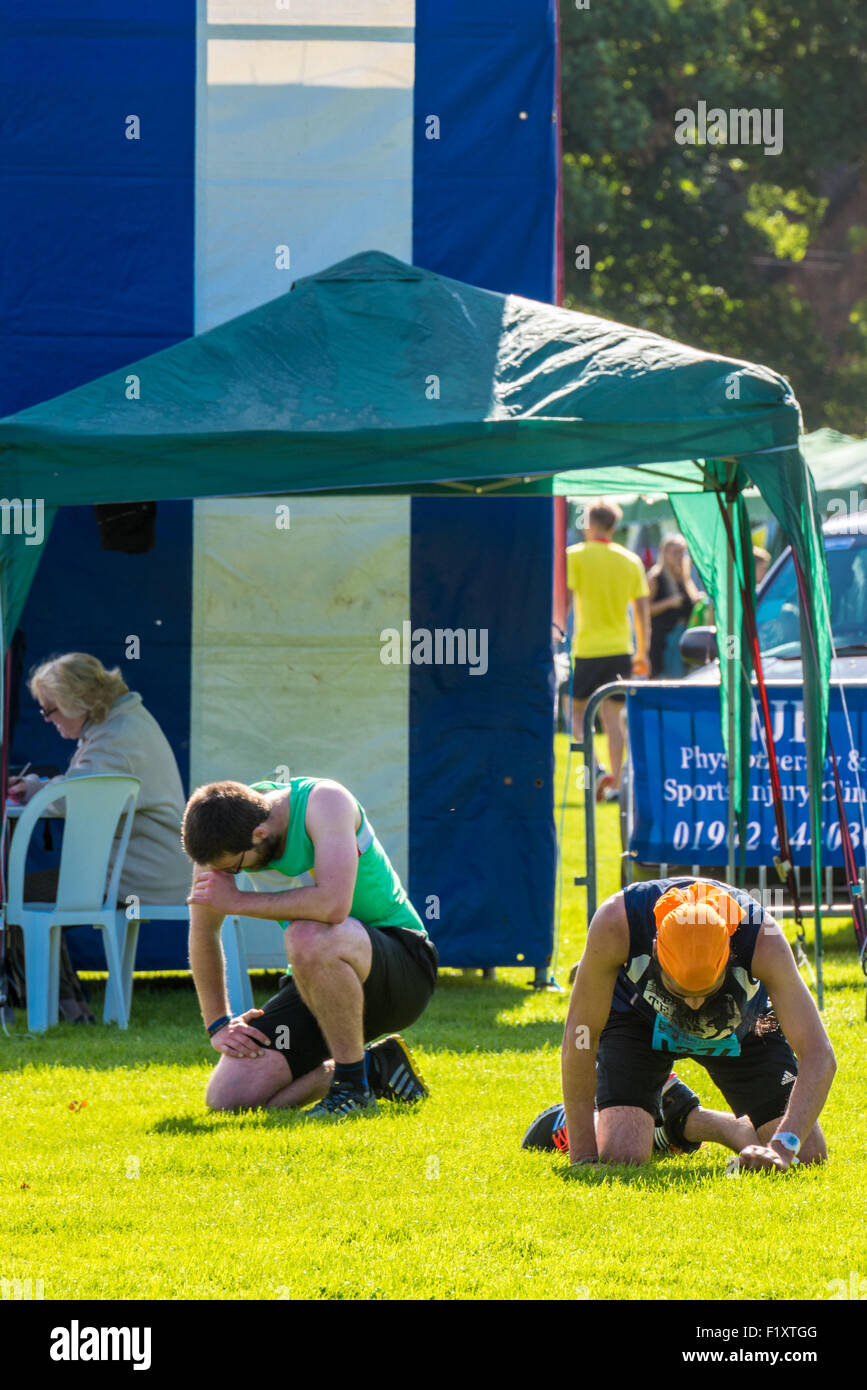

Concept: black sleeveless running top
[[611, 877, 770, 1057]]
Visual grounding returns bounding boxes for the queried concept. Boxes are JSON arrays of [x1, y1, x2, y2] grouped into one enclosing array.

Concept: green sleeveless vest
[[244, 776, 427, 938]]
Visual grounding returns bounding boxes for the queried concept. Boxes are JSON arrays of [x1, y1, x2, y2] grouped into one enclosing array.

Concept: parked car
[[681, 513, 867, 681]]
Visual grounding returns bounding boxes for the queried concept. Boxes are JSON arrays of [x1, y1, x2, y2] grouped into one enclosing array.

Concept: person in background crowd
[[648, 534, 701, 678], [7, 652, 191, 1021], [566, 500, 650, 800]]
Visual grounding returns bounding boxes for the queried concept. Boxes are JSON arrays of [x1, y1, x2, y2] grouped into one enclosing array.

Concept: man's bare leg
[[206, 917, 372, 1112], [286, 917, 372, 1063], [596, 1106, 654, 1164], [571, 697, 587, 743], [600, 697, 625, 783], [206, 1050, 330, 1112], [684, 1106, 758, 1152], [265, 1060, 333, 1109], [573, 696, 623, 786], [593, 1104, 757, 1164], [594, 1103, 824, 1165]]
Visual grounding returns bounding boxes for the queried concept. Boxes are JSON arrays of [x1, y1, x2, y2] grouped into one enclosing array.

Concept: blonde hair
[[660, 533, 687, 558], [29, 653, 128, 725]]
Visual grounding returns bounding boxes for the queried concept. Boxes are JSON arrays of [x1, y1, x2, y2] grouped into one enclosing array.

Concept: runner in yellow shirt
[[566, 500, 650, 797]]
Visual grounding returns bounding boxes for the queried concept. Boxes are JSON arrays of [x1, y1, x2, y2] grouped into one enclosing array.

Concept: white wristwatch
[[771, 1130, 801, 1161]]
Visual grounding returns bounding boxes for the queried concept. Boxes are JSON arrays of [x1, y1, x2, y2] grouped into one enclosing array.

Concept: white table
[[6, 800, 62, 819]]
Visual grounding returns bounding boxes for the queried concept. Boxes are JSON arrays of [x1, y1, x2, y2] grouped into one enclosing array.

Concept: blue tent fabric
[[409, 498, 555, 968], [413, 0, 557, 302], [410, 1, 557, 968], [2, 1, 560, 973]]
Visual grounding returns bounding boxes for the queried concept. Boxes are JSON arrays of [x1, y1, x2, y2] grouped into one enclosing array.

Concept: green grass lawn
[[1, 732, 865, 1300]]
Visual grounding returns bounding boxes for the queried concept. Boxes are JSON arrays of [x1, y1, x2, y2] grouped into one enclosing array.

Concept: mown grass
[[1, 732, 865, 1300]]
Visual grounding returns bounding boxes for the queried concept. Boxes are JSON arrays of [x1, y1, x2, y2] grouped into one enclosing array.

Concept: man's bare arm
[[561, 895, 629, 1163], [751, 920, 836, 1155], [186, 874, 270, 1057], [187, 896, 230, 1028], [632, 595, 650, 664], [243, 785, 358, 923]]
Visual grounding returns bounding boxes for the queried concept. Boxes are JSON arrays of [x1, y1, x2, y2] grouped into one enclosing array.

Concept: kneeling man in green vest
[[183, 775, 437, 1118]]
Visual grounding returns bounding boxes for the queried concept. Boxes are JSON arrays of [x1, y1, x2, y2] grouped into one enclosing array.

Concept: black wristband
[[206, 1014, 231, 1037]]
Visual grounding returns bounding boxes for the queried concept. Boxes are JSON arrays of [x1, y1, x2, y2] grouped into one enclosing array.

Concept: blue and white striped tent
[[4, 0, 560, 970]]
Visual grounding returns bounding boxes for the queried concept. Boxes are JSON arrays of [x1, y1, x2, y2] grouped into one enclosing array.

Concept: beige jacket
[[47, 692, 192, 906]]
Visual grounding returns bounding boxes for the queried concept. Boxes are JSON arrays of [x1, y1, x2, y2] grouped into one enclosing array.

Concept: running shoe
[[595, 773, 617, 802], [305, 1080, 378, 1121], [521, 1102, 570, 1154], [365, 1034, 430, 1103], [652, 1071, 702, 1155]]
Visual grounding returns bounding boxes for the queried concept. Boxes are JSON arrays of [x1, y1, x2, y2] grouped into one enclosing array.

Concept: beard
[[245, 831, 284, 870], [645, 959, 739, 1037]]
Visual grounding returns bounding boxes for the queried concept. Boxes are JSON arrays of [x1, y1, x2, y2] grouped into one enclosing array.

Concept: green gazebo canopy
[[0, 248, 831, 962]]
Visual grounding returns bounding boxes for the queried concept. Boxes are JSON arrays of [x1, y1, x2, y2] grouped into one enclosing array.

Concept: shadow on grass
[[149, 1101, 423, 1136], [551, 1153, 824, 1189], [421, 975, 565, 1053], [553, 1158, 728, 1191], [0, 971, 568, 1071], [150, 1110, 295, 1135]]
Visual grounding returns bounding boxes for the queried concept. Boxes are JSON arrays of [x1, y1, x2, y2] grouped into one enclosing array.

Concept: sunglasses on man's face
[[221, 847, 256, 875], [39, 705, 59, 720]]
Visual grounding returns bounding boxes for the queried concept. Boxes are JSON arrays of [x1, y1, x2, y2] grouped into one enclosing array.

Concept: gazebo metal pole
[[0, 591, 7, 1024], [726, 494, 736, 885]]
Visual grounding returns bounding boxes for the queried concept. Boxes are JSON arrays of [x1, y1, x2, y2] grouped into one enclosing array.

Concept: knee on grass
[[597, 1142, 653, 1166], [205, 1059, 288, 1113], [596, 1106, 654, 1165]]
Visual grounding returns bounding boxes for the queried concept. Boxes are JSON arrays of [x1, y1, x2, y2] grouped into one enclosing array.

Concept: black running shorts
[[254, 923, 438, 1081], [571, 654, 631, 702], [596, 1006, 798, 1131]]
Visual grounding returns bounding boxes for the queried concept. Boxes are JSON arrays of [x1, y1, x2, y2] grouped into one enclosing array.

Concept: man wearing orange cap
[[542, 878, 835, 1171]]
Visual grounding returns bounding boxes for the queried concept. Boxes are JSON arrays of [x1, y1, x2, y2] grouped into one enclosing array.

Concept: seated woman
[[8, 652, 192, 1020]]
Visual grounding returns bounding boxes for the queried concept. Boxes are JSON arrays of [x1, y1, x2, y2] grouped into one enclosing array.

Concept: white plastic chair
[[106, 902, 190, 1026], [221, 916, 256, 1016], [6, 774, 140, 1032], [110, 908, 256, 1021], [221, 870, 291, 1015]]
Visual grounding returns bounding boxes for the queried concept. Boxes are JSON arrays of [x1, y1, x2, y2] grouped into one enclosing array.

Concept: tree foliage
[[561, 0, 867, 432]]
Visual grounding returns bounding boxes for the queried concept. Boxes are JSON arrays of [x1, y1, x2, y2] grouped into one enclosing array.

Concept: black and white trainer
[[365, 1034, 430, 1103], [305, 1079, 378, 1121], [652, 1071, 702, 1155]]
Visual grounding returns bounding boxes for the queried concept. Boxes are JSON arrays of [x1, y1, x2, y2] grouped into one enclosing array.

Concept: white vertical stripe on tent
[[191, 0, 414, 967], [192, 2, 414, 963], [195, 2, 414, 331], [190, 496, 412, 883], [206, 42, 414, 88], [208, 0, 414, 26]]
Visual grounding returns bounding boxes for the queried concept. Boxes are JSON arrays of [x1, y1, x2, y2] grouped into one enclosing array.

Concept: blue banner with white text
[[629, 683, 867, 866]]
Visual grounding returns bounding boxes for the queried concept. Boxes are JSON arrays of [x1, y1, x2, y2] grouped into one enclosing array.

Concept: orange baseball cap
[[653, 882, 743, 993]]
